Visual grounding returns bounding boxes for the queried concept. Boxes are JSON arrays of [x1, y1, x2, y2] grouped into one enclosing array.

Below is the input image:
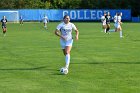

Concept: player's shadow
[[0, 66, 46, 71], [0, 66, 63, 75], [71, 61, 140, 65]]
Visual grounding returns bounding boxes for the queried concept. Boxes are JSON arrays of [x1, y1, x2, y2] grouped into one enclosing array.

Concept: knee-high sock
[[120, 31, 123, 37], [109, 29, 115, 32], [65, 54, 70, 68], [104, 29, 106, 33]]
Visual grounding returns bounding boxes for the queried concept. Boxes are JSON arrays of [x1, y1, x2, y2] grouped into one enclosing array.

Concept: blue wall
[[0, 9, 131, 21], [18, 9, 131, 21], [132, 17, 140, 22]]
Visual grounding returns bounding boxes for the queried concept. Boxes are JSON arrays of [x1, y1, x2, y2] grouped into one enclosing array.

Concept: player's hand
[[60, 35, 67, 40]]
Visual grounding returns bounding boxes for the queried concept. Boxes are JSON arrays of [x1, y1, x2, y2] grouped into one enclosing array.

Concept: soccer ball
[[60, 67, 68, 75]]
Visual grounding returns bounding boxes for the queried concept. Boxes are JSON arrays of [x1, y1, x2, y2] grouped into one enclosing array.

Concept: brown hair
[[63, 15, 69, 19]]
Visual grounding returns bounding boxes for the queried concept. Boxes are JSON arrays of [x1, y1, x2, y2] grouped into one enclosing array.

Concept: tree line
[[0, 0, 140, 16]]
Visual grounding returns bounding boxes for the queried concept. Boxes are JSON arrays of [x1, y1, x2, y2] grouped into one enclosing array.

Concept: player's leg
[[64, 46, 72, 69], [106, 24, 110, 33], [64, 39, 73, 69], [3, 27, 6, 36], [2, 27, 5, 34], [44, 22, 45, 28], [44, 22, 47, 28], [21, 20, 23, 25], [46, 23, 48, 29], [119, 26, 123, 38], [103, 25, 106, 33], [109, 23, 115, 32], [61, 39, 69, 68], [109, 26, 115, 32], [101, 25, 104, 32], [101, 24, 104, 32], [114, 23, 118, 32], [60, 39, 73, 69], [62, 47, 71, 69]]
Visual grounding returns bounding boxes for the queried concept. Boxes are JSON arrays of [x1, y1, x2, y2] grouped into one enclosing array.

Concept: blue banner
[[18, 9, 131, 21], [62, 9, 131, 21]]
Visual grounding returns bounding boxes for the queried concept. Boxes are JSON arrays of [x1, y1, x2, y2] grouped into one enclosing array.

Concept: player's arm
[[72, 24, 79, 41], [118, 20, 122, 25], [75, 29, 79, 41], [101, 16, 104, 22], [55, 29, 60, 37], [120, 18, 122, 24], [120, 21, 122, 25], [55, 29, 65, 40]]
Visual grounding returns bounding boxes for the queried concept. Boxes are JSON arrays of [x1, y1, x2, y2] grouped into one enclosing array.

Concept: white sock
[[120, 31, 123, 37], [109, 29, 115, 32], [65, 54, 70, 69], [104, 29, 106, 33]]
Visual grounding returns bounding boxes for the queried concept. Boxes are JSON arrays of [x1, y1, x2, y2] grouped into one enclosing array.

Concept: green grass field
[[0, 22, 140, 93]]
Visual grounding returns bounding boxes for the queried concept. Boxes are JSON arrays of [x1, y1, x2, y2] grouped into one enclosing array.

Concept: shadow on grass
[[0, 66, 63, 75], [71, 62, 140, 65], [52, 73, 64, 75], [0, 66, 47, 71]]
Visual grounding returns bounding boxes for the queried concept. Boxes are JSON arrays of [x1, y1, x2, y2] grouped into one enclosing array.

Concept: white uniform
[[114, 15, 121, 28], [101, 16, 106, 26], [56, 22, 77, 49], [43, 16, 48, 23], [113, 15, 117, 23]]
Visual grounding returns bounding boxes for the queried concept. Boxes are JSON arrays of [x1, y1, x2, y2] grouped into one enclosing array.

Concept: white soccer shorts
[[60, 39, 73, 49], [102, 22, 106, 26], [114, 23, 120, 28]]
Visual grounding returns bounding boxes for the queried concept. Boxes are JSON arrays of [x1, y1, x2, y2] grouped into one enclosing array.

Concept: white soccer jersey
[[43, 16, 48, 23], [114, 15, 122, 28], [101, 16, 106, 25], [56, 22, 77, 41], [116, 16, 121, 24], [114, 15, 117, 23]]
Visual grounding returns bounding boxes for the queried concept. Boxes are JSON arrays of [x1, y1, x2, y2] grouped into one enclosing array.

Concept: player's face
[[107, 12, 110, 15], [64, 16, 70, 24], [104, 13, 106, 16], [120, 13, 122, 16], [3, 16, 6, 19]]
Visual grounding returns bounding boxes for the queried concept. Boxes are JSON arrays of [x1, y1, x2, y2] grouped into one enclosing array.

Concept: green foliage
[[14, 0, 25, 9], [0, 0, 15, 9], [0, 0, 137, 9], [0, 0, 140, 16]]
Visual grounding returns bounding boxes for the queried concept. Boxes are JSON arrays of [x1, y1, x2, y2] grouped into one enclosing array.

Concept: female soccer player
[[101, 12, 107, 33], [55, 15, 79, 70], [105, 12, 111, 33], [19, 15, 23, 25], [114, 12, 123, 38], [1, 16, 7, 36], [42, 15, 49, 29]]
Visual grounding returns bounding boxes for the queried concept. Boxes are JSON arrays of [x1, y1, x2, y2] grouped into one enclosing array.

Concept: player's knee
[[65, 51, 70, 55]]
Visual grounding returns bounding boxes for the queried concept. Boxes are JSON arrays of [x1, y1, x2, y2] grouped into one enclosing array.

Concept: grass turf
[[0, 22, 140, 93]]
